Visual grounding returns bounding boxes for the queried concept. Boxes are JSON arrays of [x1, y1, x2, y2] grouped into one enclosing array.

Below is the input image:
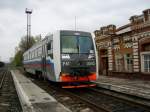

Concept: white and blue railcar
[[23, 30, 98, 88]]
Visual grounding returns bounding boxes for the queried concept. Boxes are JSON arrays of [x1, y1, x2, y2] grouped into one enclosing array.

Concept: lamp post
[[25, 8, 32, 50]]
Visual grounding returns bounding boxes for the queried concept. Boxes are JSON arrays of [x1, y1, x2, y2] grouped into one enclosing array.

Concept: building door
[[101, 57, 108, 75], [99, 49, 108, 75]]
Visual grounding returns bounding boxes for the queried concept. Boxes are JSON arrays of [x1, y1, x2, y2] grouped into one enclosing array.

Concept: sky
[[0, 0, 149, 62]]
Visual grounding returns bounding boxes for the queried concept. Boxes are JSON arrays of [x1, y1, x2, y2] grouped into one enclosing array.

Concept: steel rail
[[0, 71, 7, 89], [67, 90, 110, 112], [88, 87, 150, 111], [49, 85, 110, 112], [26, 75, 110, 112], [24, 72, 149, 112]]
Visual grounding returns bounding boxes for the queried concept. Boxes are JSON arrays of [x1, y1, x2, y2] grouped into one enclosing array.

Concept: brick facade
[[94, 9, 150, 80]]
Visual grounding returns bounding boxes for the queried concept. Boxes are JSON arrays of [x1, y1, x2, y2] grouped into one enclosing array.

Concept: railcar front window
[[61, 36, 94, 54], [61, 36, 78, 53], [79, 36, 94, 53]]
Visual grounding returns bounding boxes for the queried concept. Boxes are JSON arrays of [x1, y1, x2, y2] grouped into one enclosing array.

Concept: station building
[[94, 9, 150, 80]]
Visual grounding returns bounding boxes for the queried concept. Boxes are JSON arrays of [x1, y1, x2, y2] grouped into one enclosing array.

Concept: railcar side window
[[38, 47, 42, 57], [47, 41, 53, 59], [36, 50, 37, 58], [47, 42, 51, 50]]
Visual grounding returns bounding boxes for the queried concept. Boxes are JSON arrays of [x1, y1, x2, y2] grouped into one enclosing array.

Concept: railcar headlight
[[88, 54, 95, 59], [62, 54, 70, 59]]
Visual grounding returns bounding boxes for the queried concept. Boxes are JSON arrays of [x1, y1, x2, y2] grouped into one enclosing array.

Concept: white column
[[132, 36, 140, 72], [108, 42, 113, 71]]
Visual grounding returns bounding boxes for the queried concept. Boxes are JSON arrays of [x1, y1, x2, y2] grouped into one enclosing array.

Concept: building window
[[115, 59, 123, 71], [124, 54, 133, 72], [143, 54, 150, 72], [115, 53, 124, 72]]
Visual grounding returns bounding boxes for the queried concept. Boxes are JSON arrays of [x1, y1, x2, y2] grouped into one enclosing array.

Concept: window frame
[[141, 52, 150, 73], [47, 40, 53, 59], [124, 53, 133, 72]]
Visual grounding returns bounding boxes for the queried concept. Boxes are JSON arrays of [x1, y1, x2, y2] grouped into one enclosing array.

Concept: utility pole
[[75, 16, 77, 31], [25, 8, 32, 50]]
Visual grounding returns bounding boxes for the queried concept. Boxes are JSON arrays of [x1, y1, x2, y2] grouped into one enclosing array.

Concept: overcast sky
[[0, 0, 149, 62]]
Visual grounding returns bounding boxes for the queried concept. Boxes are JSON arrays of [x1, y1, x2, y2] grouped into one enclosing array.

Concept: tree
[[19, 36, 36, 52], [13, 50, 23, 66], [12, 35, 41, 66]]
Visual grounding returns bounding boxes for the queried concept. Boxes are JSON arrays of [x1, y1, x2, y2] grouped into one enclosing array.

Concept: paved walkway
[[95, 75, 150, 100], [11, 70, 71, 112]]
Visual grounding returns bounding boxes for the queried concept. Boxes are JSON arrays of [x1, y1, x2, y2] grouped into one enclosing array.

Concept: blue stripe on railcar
[[23, 60, 54, 68]]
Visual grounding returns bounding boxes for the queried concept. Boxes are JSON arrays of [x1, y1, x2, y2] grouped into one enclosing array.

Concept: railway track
[[25, 72, 105, 112], [0, 68, 22, 112], [24, 71, 150, 112], [68, 88, 150, 112], [0, 70, 6, 89], [89, 87, 150, 110]]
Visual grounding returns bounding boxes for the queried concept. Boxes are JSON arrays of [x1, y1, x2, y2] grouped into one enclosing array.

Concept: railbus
[[23, 30, 98, 88]]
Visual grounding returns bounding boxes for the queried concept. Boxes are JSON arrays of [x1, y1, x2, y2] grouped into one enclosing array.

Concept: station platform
[[11, 70, 71, 112], [95, 75, 150, 100]]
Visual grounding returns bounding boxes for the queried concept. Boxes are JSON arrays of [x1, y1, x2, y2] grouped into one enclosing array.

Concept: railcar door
[[42, 45, 47, 79]]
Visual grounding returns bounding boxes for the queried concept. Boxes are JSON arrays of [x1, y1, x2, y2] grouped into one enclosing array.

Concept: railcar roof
[[23, 30, 92, 55]]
